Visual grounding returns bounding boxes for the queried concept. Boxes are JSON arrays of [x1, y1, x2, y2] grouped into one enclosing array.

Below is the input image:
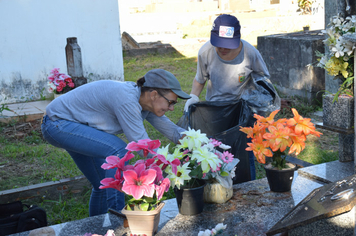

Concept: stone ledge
[[0, 175, 91, 204], [123, 46, 178, 57]]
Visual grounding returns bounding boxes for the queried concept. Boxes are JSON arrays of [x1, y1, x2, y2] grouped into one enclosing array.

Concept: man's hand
[[184, 94, 199, 112]]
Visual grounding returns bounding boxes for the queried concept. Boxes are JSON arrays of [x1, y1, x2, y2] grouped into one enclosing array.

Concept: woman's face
[[152, 90, 178, 117]]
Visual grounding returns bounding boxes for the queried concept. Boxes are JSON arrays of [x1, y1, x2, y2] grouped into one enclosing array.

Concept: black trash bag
[[176, 111, 190, 130], [238, 72, 281, 116], [0, 201, 47, 236], [188, 99, 255, 184], [176, 72, 280, 129]]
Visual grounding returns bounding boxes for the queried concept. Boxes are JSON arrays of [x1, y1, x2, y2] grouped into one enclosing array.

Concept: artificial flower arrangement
[[157, 128, 238, 190], [99, 139, 172, 211], [314, 14, 355, 102], [47, 68, 75, 94], [198, 223, 227, 236], [82, 230, 114, 236], [240, 108, 322, 170], [99, 129, 238, 211]]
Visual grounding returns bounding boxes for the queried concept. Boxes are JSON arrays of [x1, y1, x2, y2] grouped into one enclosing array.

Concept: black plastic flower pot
[[264, 163, 296, 192], [174, 179, 206, 216]]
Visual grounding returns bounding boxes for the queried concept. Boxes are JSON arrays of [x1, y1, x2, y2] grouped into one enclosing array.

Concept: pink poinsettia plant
[[99, 139, 176, 211], [47, 68, 75, 94]]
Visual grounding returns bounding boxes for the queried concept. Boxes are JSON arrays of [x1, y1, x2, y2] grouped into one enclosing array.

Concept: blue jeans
[[41, 115, 126, 216]]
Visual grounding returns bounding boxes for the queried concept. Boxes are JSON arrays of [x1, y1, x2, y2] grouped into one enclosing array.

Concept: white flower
[[198, 229, 211, 236], [219, 143, 231, 150], [331, 42, 344, 58], [214, 223, 227, 231], [166, 162, 191, 189], [331, 15, 343, 28], [47, 81, 56, 93], [157, 144, 178, 162], [157, 144, 170, 157], [192, 146, 222, 173], [179, 128, 210, 151], [324, 27, 335, 39], [317, 55, 328, 67], [198, 223, 227, 236], [342, 40, 355, 56], [104, 229, 115, 236], [229, 167, 236, 179], [342, 21, 353, 32], [203, 142, 215, 152], [346, 15, 356, 23]]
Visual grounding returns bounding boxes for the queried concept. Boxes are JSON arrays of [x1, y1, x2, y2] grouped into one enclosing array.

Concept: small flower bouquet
[[99, 139, 172, 211], [81, 230, 115, 236], [156, 128, 238, 189], [198, 223, 227, 236], [315, 14, 355, 102], [47, 68, 75, 94], [240, 108, 322, 170]]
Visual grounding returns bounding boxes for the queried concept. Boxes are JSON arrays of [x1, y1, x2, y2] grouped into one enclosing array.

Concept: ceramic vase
[[203, 181, 233, 204], [121, 202, 165, 236], [264, 163, 296, 192], [174, 179, 206, 215]]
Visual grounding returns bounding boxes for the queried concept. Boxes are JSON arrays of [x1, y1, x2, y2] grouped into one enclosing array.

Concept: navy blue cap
[[210, 14, 241, 49]]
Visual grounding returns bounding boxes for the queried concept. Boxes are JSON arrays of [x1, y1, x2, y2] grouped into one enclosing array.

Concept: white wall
[[0, 0, 124, 104]]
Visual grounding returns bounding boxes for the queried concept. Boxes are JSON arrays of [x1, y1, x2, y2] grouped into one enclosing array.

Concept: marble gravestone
[[267, 174, 356, 236]]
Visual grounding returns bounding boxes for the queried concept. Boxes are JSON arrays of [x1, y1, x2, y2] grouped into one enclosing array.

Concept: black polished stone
[[267, 174, 356, 235]]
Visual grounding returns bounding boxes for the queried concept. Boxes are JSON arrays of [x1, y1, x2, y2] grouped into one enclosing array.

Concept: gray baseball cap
[[143, 69, 191, 99]]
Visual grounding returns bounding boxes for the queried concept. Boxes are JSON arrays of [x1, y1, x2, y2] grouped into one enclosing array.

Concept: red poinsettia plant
[[240, 108, 322, 170], [99, 139, 179, 211]]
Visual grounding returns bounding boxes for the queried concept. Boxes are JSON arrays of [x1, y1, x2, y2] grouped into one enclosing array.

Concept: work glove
[[184, 94, 199, 112]]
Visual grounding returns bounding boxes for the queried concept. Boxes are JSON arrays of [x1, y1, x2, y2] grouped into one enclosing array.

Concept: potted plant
[[47, 68, 75, 98], [156, 128, 238, 214], [315, 14, 355, 103], [313, 14, 355, 130], [240, 108, 322, 192], [99, 139, 172, 236]]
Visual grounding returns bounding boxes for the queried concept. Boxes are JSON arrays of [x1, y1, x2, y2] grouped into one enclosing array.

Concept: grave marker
[[267, 174, 356, 236], [65, 37, 87, 87]]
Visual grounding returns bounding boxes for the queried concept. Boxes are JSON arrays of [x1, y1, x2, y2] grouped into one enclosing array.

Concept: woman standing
[[41, 69, 190, 216]]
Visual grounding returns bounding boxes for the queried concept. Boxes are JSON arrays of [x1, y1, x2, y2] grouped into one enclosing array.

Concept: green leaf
[[190, 165, 202, 178], [143, 197, 155, 203], [127, 198, 138, 204], [140, 202, 149, 211], [220, 171, 229, 176]]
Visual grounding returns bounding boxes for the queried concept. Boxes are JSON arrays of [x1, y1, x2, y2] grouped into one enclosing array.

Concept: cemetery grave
[[4, 1, 356, 235]]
